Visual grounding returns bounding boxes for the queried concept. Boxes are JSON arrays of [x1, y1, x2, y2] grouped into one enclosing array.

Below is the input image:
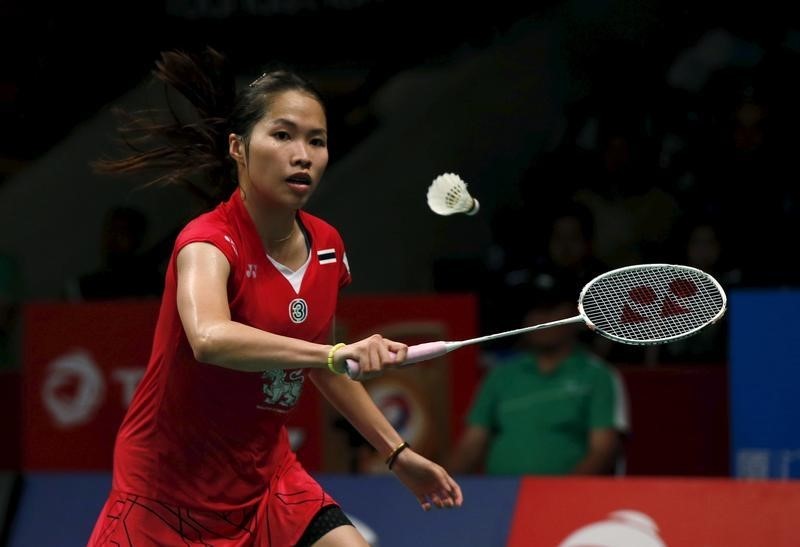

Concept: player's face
[[241, 90, 328, 209]]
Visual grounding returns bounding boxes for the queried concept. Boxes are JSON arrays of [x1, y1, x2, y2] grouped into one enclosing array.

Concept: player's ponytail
[[95, 47, 238, 205], [96, 47, 327, 207]]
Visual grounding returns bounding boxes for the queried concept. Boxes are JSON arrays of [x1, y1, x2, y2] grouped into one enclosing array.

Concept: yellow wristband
[[327, 343, 347, 374]]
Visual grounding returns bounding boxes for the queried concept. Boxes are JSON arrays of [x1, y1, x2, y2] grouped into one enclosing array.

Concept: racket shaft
[[345, 316, 583, 379], [458, 315, 585, 346], [345, 341, 450, 379]]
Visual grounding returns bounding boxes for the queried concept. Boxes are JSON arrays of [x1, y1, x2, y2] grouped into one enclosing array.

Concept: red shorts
[[87, 457, 336, 546]]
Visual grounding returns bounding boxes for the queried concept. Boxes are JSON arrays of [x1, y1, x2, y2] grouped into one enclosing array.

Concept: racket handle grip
[[345, 341, 449, 380]]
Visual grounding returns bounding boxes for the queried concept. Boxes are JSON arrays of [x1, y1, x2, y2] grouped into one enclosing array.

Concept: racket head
[[577, 263, 727, 346]]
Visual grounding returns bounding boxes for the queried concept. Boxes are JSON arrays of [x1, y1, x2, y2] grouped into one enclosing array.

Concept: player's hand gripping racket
[[346, 264, 727, 379]]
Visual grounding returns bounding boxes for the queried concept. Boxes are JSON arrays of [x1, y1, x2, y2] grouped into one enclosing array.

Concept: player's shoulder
[[174, 202, 240, 261], [181, 205, 230, 235], [175, 198, 240, 246]]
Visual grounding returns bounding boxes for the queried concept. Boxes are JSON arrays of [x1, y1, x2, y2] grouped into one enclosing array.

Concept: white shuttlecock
[[426, 173, 480, 216]]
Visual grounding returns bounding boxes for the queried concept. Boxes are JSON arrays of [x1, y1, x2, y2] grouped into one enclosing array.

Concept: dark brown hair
[[96, 47, 325, 205]]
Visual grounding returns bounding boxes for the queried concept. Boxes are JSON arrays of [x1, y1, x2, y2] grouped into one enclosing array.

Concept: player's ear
[[229, 134, 246, 165]]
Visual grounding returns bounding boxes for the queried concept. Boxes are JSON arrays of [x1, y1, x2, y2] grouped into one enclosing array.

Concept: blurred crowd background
[[3, 1, 797, 361], [1, 1, 799, 543]]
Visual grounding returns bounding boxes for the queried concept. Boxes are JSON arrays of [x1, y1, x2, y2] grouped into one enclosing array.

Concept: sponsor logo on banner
[[42, 350, 144, 428], [24, 296, 477, 471], [368, 381, 425, 443], [42, 351, 105, 428], [558, 510, 666, 547]]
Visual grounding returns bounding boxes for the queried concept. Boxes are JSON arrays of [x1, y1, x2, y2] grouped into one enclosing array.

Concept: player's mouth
[[286, 172, 312, 186]]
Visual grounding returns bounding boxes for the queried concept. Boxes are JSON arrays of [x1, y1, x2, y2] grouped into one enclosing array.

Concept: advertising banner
[[729, 290, 800, 479], [22, 295, 478, 470]]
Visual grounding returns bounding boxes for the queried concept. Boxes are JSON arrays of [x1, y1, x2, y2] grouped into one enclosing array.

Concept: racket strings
[[581, 266, 725, 344]]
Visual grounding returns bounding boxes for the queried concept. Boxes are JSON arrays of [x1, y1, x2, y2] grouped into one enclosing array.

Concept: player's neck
[[240, 189, 299, 248]]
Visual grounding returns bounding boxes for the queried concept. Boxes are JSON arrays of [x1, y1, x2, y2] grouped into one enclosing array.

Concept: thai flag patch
[[317, 248, 337, 264]]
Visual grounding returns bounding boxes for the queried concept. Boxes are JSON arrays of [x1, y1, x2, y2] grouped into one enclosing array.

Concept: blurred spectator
[[696, 86, 798, 286], [0, 252, 22, 369], [481, 202, 607, 353], [450, 285, 628, 475], [570, 113, 680, 267], [657, 220, 738, 364], [506, 201, 607, 296], [682, 220, 742, 288], [66, 206, 163, 300], [666, 27, 800, 287]]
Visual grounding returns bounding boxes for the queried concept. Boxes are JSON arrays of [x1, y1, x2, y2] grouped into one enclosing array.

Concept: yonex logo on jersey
[[289, 298, 308, 323], [317, 248, 336, 264], [246, 264, 257, 278]]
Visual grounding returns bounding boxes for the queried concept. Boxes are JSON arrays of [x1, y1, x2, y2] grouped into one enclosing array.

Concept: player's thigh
[[311, 524, 369, 547]]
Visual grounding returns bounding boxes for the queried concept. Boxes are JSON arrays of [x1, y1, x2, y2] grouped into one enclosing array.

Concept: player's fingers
[[386, 340, 408, 363], [377, 341, 396, 368], [447, 477, 463, 506], [429, 492, 445, 509], [369, 344, 382, 372], [417, 496, 431, 512], [434, 474, 455, 507]]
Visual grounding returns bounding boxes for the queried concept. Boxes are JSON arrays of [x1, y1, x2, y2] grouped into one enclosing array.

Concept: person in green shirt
[[450, 287, 629, 475]]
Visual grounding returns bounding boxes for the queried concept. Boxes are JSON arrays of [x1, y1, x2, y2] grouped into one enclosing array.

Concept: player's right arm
[[176, 242, 402, 373], [177, 242, 331, 371]]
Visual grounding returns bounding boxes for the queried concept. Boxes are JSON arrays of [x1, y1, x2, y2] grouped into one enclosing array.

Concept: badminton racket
[[345, 264, 727, 379]]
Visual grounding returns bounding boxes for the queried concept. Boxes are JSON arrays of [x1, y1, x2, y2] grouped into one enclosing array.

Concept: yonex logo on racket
[[289, 298, 308, 323], [621, 279, 697, 324], [345, 265, 727, 379]]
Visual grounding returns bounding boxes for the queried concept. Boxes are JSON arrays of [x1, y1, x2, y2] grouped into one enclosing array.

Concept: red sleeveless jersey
[[112, 191, 351, 511]]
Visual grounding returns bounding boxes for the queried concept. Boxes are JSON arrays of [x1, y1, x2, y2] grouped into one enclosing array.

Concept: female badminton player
[[87, 48, 462, 547]]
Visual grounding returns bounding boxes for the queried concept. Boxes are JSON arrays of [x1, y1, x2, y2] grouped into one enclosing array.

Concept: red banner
[[508, 477, 800, 546], [22, 295, 477, 470], [328, 295, 479, 471], [23, 301, 159, 469]]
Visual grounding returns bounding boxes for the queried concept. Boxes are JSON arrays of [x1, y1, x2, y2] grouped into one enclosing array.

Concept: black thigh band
[[296, 505, 354, 546]]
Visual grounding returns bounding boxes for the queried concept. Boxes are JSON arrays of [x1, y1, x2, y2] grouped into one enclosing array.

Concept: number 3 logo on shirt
[[289, 298, 308, 324]]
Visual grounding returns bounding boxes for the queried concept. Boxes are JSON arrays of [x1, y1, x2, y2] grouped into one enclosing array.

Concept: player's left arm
[[308, 367, 402, 461], [309, 336, 462, 510], [309, 370, 462, 509]]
